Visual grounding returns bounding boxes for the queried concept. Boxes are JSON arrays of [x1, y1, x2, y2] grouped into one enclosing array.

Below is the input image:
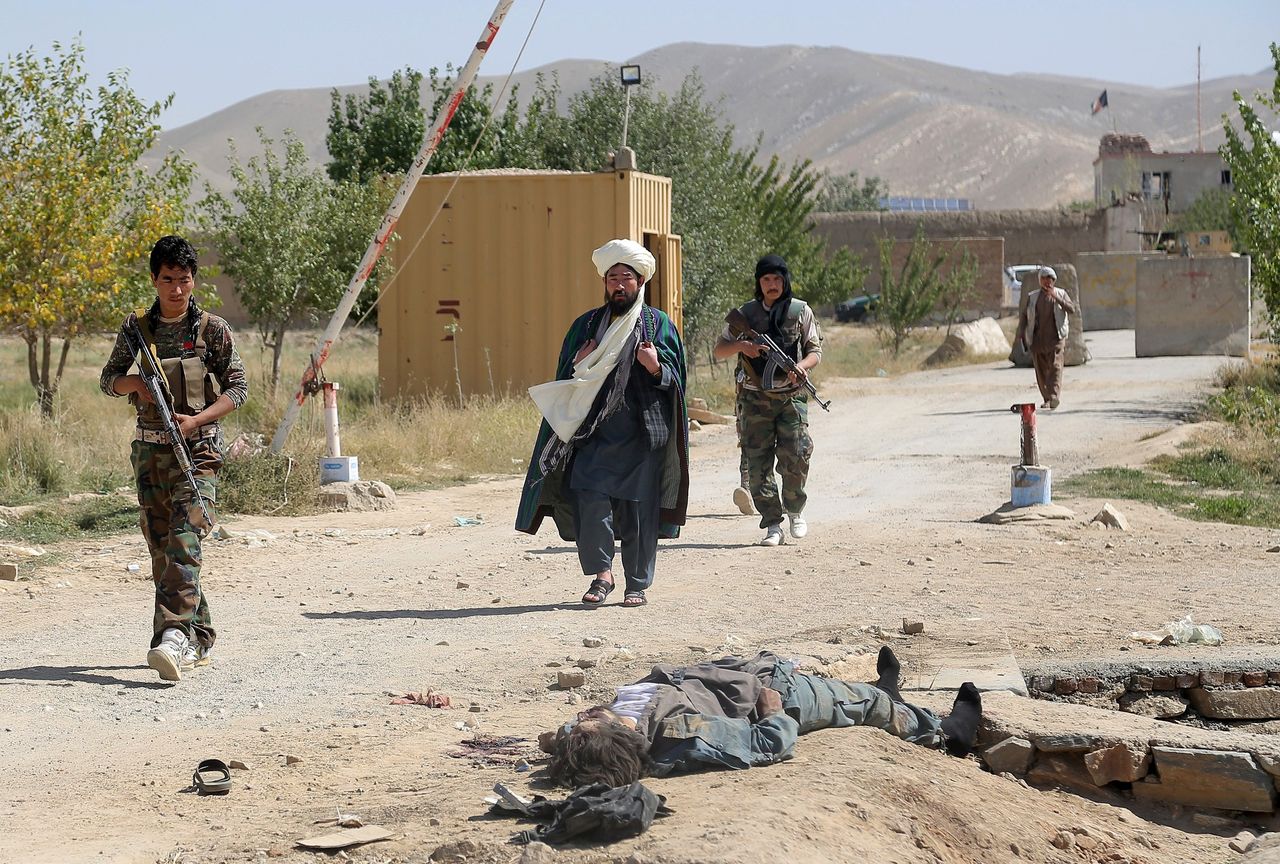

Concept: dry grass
[[0, 329, 540, 516], [1063, 357, 1280, 528], [1, 318, 1001, 520]]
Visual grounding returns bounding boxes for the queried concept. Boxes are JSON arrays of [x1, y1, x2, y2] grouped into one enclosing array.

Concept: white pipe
[[322, 382, 342, 458], [270, 0, 517, 454]]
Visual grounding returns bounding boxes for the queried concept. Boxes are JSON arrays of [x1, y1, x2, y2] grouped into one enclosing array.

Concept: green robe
[[515, 304, 689, 539]]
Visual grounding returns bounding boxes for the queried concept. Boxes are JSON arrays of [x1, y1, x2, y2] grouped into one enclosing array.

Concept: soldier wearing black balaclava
[[713, 254, 823, 546]]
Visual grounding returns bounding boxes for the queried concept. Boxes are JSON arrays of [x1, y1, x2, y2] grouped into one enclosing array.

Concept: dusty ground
[[2, 330, 1278, 864]]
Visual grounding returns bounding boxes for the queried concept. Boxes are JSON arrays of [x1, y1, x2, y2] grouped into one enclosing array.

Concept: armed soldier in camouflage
[[100, 236, 248, 682], [713, 254, 822, 547]]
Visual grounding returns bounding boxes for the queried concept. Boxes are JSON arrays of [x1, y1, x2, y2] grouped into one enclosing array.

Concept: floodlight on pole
[[620, 64, 641, 149]]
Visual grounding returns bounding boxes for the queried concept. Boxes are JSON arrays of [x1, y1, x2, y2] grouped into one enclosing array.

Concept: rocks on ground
[[924, 317, 1011, 367], [318, 480, 397, 512]]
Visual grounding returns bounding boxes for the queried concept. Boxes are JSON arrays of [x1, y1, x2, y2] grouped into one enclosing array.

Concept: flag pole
[[269, 0, 517, 454]]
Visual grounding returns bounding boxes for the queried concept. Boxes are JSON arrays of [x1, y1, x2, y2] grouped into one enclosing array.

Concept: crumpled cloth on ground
[[389, 690, 451, 707], [489, 780, 671, 844]]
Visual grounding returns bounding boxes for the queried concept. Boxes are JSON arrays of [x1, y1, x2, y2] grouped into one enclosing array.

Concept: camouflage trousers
[[737, 388, 813, 528], [131, 439, 222, 650]]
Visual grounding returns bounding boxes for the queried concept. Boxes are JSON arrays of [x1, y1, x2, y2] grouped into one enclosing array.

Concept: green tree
[[205, 129, 392, 393], [1169, 188, 1239, 240], [741, 152, 869, 310], [420, 66, 505, 173], [874, 227, 950, 356], [326, 67, 425, 183], [0, 39, 192, 416], [506, 74, 762, 353], [814, 170, 888, 212], [1221, 42, 1280, 343], [935, 248, 979, 336]]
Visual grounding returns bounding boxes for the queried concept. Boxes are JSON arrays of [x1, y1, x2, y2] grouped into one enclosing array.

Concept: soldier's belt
[[134, 426, 218, 445]]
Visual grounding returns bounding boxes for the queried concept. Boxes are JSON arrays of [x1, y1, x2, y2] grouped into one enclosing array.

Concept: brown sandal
[[622, 590, 647, 607], [582, 578, 614, 606]]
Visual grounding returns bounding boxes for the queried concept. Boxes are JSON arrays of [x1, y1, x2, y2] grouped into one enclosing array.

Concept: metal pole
[[621, 85, 632, 149], [1010, 403, 1038, 467], [269, 0, 516, 454]]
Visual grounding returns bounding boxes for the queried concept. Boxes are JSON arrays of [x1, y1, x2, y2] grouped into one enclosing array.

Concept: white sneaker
[[147, 628, 189, 682], [788, 514, 808, 539], [760, 524, 786, 547], [732, 486, 755, 516], [181, 641, 212, 671]]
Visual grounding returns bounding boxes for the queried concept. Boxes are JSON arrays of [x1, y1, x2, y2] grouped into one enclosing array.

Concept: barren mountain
[[146, 42, 1272, 209]]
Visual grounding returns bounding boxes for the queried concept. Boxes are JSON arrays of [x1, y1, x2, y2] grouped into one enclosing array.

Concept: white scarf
[[528, 239, 657, 444], [529, 285, 645, 443]]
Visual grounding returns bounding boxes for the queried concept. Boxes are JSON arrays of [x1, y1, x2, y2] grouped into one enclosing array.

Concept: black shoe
[[875, 645, 903, 703], [940, 682, 983, 757]]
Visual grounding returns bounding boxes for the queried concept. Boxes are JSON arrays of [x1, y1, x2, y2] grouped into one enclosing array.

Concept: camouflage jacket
[[100, 312, 249, 431]]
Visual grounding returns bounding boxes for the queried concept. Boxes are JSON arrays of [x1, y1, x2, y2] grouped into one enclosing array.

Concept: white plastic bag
[[1128, 614, 1223, 646]]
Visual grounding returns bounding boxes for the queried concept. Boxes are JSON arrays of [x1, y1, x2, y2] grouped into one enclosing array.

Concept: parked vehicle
[[1003, 265, 1041, 308], [834, 293, 880, 323]]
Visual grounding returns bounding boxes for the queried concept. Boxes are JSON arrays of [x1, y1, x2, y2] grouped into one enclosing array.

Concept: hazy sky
[[4, 0, 1277, 129]]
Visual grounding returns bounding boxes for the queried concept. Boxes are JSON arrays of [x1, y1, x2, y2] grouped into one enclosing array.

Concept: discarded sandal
[[581, 578, 614, 606], [622, 590, 647, 608], [192, 758, 232, 795]]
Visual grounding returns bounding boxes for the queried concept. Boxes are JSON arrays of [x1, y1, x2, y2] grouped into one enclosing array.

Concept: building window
[[1141, 171, 1171, 201], [1221, 169, 1232, 186]]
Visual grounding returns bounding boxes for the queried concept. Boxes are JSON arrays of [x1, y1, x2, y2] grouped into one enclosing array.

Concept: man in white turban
[[516, 239, 689, 608]]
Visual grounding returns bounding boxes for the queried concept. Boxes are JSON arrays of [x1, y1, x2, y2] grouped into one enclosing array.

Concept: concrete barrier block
[[1135, 255, 1251, 357]]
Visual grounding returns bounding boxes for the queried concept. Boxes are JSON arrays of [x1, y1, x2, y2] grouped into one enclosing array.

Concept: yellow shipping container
[[379, 168, 681, 400]]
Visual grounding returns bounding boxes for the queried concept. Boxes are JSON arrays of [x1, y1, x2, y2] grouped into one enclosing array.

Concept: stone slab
[[1134, 747, 1277, 812], [901, 647, 1028, 696], [1188, 688, 1280, 721], [977, 502, 1075, 525]]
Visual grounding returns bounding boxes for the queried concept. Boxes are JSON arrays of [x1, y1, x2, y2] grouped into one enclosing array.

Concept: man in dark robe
[[516, 240, 688, 608]]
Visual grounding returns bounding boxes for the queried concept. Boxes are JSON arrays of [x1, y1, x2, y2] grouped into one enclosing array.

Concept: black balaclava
[[754, 253, 794, 348]]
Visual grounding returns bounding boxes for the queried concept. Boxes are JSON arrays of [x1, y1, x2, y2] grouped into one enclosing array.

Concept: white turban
[[591, 239, 655, 283]]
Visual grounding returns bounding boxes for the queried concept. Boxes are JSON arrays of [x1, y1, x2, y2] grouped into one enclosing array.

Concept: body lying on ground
[[541, 647, 982, 788]]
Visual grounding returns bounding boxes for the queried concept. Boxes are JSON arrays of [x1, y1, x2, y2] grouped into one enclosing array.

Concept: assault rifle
[[123, 316, 214, 537], [725, 309, 831, 411]]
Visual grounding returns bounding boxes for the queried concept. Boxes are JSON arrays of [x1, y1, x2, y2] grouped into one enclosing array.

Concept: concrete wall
[[813, 211, 1112, 281], [1135, 256, 1251, 357], [1074, 252, 1162, 330]]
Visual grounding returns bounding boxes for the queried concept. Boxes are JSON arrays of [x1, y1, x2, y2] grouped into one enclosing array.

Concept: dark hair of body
[[548, 719, 651, 788], [150, 235, 199, 278]]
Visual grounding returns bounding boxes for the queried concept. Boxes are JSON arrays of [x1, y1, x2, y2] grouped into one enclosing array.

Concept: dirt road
[[2, 330, 1276, 864]]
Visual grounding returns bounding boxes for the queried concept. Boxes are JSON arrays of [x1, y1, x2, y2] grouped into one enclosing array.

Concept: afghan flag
[[1091, 89, 1109, 115]]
